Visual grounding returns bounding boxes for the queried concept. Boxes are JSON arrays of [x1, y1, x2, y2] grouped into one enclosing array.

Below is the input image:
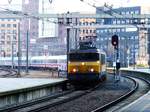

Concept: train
[[0, 55, 67, 70], [67, 48, 107, 84]]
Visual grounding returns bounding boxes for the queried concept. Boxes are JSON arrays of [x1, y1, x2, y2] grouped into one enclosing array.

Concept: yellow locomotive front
[[67, 49, 106, 83]]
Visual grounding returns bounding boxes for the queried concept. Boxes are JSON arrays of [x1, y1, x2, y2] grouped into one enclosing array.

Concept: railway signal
[[111, 35, 120, 81], [111, 35, 118, 48]]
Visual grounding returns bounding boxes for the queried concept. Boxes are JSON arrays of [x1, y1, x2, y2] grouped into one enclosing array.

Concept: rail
[[91, 68, 150, 112], [0, 68, 17, 77], [91, 76, 138, 112]]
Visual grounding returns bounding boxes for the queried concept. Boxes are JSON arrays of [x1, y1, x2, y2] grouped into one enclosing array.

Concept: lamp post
[[17, 22, 21, 77], [133, 36, 136, 69], [26, 30, 29, 74], [66, 12, 71, 74], [11, 40, 14, 69], [44, 45, 48, 69]]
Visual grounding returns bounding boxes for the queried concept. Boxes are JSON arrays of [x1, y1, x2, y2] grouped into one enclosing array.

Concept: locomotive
[[67, 41, 107, 83]]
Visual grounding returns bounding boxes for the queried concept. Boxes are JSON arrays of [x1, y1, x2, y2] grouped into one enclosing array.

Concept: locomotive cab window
[[69, 53, 99, 61]]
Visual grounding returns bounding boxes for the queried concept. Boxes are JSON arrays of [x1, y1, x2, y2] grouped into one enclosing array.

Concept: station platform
[[21, 70, 61, 78], [119, 91, 150, 112], [0, 78, 66, 95], [117, 68, 150, 112], [0, 76, 67, 108], [107, 68, 150, 112]]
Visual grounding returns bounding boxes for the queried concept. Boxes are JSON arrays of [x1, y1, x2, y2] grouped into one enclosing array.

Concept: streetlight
[[26, 30, 29, 74], [44, 45, 48, 69], [11, 39, 14, 69], [17, 22, 21, 77]]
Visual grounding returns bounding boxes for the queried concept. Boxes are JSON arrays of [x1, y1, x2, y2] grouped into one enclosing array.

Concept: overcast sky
[[0, 0, 150, 13]]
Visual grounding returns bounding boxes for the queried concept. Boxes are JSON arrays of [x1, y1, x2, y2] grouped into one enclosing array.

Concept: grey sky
[[0, 0, 150, 13]]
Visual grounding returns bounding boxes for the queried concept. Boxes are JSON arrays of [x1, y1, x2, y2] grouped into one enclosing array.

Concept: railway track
[[105, 76, 150, 112], [0, 82, 101, 112], [0, 74, 137, 112], [0, 68, 17, 77]]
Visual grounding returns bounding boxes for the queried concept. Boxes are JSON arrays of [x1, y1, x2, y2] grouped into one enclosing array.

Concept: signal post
[[111, 35, 120, 81]]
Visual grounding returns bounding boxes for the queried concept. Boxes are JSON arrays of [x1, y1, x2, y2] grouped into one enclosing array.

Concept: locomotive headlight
[[97, 61, 100, 64], [81, 62, 85, 66], [73, 68, 77, 72], [90, 68, 94, 72]]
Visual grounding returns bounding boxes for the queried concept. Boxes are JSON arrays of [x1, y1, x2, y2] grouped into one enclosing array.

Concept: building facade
[[0, 18, 19, 57], [58, 16, 97, 51], [79, 18, 96, 40], [21, 0, 39, 56], [96, 6, 141, 67]]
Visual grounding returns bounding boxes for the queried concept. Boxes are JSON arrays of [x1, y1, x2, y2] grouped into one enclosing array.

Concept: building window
[[1, 19, 4, 21], [90, 30, 92, 33], [13, 24, 17, 28], [134, 10, 139, 14], [117, 20, 120, 24], [1, 24, 5, 27], [113, 20, 116, 24], [130, 11, 134, 14], [135, 36, 138, 39], [117, 29, 120, 32], [7, 30, 11, 33], [122, 20, 125, 24], [86, 30, 88, 33], [121, 28, 125, 32], [126, 19, 130, 24], [100, 30, 103, 33], [7, 41, 11, 44], [1, 41, 5, 45], [13, 36, 16, 40], [7, 35, 11, 40], [122, 37, 125, 40], [92, 30, 95, 33], [96, 30, 99, 33], [82, 29, 85, 33], [131, 36, 134, 39], [112, 29, 116, 32], [1, 30, 5, 33], [1, 35, 5, 39], [121, 12, 125, 14], [7, 24, 11, 27], [13, 30, 16, 34], [32, 32, 36, 36], [126, 11, 129, 14], [108, 29, 112, 32]]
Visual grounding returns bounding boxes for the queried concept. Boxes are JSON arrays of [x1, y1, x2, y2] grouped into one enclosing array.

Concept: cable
[[80, 0, 111, 16], [49, 0, 53, 4], [0, 6, 59, 25], [8, 0, 12, 4]]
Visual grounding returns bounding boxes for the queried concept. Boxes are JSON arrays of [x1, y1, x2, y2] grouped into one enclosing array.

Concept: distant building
[[58, 14, 80, 51], [58, 15, 97, 51], [79, 18, 96, 40], [0, 17, 19, 57], [39, 0, 58, 37], [21, 0, 39, 56], [35, 37, 66, 56], [96, 6, 142, 67]]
